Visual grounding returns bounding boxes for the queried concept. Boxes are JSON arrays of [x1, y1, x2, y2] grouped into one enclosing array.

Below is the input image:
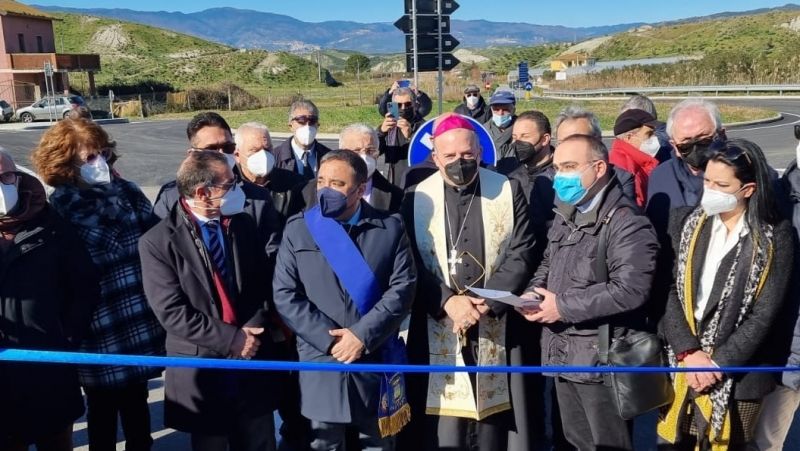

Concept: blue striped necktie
[[205, 220, 227, 280]]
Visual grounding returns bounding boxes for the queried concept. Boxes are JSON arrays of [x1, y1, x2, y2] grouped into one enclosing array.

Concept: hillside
[[38, 4, 638, 54], [53, 13, 320, 90], [592, 9, 800, 61]]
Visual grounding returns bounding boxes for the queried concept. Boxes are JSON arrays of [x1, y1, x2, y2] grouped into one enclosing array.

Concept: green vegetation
[[473, 44, 570, 73], [593, 11, 800, 61], [151, 99, 774, 134], [53, 13, 320, 90], [567, 10, 800, 86], [345, 54, 371, 75]]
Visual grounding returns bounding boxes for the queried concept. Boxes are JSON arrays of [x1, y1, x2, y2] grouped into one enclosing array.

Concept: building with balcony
[[0, 1, 100, 108]]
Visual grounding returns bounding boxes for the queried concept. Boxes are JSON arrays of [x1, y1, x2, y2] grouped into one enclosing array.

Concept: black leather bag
[[596, 207, 674, 420]]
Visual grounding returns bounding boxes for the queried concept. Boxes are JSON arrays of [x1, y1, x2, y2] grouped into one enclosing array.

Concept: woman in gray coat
[[658, 139, 793, 450]]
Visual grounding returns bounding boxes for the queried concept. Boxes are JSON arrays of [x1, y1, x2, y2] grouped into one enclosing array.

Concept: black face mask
[[400, 107, 415, 121], [678, 136, 723, 170], [444, 158, 478, 186], [513, 140, 541, 163]]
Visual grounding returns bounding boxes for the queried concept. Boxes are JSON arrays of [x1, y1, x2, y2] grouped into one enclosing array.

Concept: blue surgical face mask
[[553, 164, 595, 205], [492, 112, 512, 128], [318, 187, 351, 218]]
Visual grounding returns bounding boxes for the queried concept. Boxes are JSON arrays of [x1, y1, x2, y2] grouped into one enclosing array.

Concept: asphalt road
[[2, 99, 799, 450], [0, 97, 797, 197]]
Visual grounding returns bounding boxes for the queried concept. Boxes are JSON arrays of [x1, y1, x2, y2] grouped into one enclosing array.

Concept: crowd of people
[[2, 84, 800, 451]]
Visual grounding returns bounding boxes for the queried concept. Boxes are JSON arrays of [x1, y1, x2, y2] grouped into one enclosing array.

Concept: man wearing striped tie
[[140, 150, 278, 451]]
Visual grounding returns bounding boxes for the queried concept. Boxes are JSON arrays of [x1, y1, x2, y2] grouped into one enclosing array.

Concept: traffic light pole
[[411, 0, 419, 89], [436, 0, 443, 115]]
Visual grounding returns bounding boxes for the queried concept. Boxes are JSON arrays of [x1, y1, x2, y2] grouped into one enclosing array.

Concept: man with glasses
[[518, 134, 658, 451], [273, 100, 332, 181], [153, 111, 282, 259], [646, 99, 725, 237], [379, 87, 425, 189], [303, 123, 403, 214], [454, 84, 491, 124], [141, 150, 278, 451]]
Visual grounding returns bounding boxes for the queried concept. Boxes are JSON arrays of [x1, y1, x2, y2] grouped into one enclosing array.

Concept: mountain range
[[34, 3, 800, 54], [34, 5, 641, 53]]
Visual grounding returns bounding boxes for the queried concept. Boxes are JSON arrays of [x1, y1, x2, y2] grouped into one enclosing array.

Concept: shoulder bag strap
[[597, 206, 620, 365]]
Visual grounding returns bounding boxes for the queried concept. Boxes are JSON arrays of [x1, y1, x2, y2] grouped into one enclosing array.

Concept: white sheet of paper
[[468, 287, 541, 309]]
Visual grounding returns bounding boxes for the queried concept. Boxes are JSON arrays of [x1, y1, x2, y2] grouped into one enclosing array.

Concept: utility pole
[[411, 0, 419, 88], [357, 60, 363, 106], [317, 50, 322, 83], [436, 0, 443, 114]]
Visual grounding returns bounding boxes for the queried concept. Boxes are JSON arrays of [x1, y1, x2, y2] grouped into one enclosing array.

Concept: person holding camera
[[378, 86, 425, 189]]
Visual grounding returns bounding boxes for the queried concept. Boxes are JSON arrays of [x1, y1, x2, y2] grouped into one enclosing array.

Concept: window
[[17, 33, 25, 52], [36, 36, 43, 53]]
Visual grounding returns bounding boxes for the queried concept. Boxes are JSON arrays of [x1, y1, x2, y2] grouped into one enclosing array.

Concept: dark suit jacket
[[662, 207, 793, 399], [139, 205, 275, 433], [153, 179, 282, 260], [301, 172, 404, 214], [272, 203, 417, 423], [272, 137, 333, 179]]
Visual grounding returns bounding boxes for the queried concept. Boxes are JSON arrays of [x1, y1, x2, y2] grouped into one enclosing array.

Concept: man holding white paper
[[518, 134, 659, 450], [400, 113, 537, 451]]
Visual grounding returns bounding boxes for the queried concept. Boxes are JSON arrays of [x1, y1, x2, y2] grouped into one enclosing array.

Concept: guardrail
[[541, 84, 800, 97]]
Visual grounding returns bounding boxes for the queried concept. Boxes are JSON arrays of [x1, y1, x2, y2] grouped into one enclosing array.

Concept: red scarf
[[179, 198, 238, 325]]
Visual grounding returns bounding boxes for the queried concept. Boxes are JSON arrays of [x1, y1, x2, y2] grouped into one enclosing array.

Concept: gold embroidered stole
[[413, 168, 514, 420]]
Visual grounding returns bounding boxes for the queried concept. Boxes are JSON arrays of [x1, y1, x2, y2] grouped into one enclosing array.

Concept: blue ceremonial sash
[[304, 205, 411, 437]]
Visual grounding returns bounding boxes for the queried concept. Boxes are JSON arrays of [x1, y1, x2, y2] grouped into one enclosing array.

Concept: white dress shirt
[[695, 214, 748, 322]]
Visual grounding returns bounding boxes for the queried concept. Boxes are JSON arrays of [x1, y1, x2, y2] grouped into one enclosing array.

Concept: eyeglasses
[[193, 142, 237, 154], [209, 180, 236, 192], [675, 136, 715, 154], [710, 140, 752, 166], [0, 171, 19, 185], [396, 102, 413, 109], [350, 147, 378, 157], [83, 148, 113, 162], [291, 115, 319, 126], [465, 93, 479, 97]]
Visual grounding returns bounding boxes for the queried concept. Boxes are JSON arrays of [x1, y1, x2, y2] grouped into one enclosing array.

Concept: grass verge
[[149, 98, 776, 134]]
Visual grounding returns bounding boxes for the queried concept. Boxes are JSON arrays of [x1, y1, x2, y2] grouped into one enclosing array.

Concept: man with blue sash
[[273, 150, 417, 451]]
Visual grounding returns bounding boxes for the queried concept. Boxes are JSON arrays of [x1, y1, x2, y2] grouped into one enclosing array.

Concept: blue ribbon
[[1, 349, 799, 374]]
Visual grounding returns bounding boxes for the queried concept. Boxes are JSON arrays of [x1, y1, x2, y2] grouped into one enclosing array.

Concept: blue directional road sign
[[518, 61, 529, 84], [525, 82, 533, 91], [407, 115, 498, 166]]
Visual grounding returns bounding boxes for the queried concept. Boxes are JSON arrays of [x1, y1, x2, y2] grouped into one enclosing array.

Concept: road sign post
[[396, 0, 461, 107]]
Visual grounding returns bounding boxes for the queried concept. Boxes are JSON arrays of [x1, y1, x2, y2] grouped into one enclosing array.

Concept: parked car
[[0, 100, 13, 122], [15, 95, 85, 123]]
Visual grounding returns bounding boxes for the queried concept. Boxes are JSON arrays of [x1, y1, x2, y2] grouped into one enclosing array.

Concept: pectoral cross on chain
[[448, 248, 463, 276]]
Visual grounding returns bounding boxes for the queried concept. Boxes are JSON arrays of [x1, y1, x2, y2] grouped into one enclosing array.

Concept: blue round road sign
[[407, 115, 498, 166], [524, 82, 533, 91]]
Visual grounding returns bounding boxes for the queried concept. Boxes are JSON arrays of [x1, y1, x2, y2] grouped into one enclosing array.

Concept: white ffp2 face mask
[[80, 156, 111, 185], [295, 125, 317, 146], [361, 154, 377, 178], [219, 184, 246, 216], [466, 95, 479, 108], [0, 182, 19, 217], [701, 187, 741, 216], [640, 136, 661, 157], [246, 150, 276, 177]]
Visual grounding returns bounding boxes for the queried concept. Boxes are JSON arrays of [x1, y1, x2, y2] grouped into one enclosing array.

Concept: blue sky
[[26, 0, 796, 27]]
